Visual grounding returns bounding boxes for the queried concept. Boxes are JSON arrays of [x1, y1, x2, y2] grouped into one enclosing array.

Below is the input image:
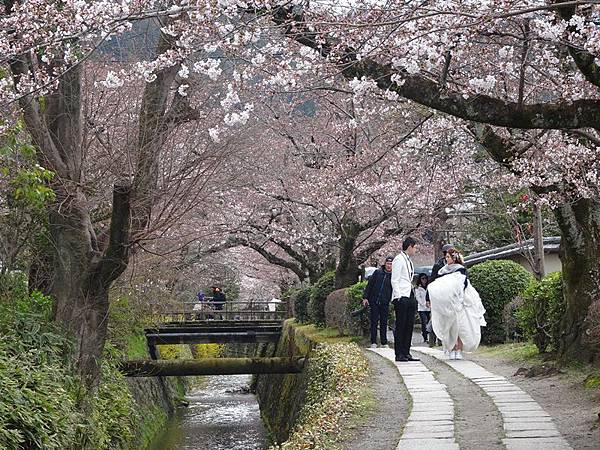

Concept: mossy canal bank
[[254, 319, 372, 449], [144, 321, 371, 450]]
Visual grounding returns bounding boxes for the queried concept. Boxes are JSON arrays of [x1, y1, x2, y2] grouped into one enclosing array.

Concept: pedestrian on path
[[362, 256, 393, 348], [415, 273, 431, 343], [391, 237, 419, 362], [427, 243, 455, 347], [427, 249, 487, 360], [430, 243, 455, 282]]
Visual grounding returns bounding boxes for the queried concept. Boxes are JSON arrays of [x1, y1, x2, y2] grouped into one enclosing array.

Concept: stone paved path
[[368, 346, 573, 449], [369, 348, 459, 450]]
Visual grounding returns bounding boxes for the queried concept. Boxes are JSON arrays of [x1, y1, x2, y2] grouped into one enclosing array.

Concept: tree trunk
[[335, 219, 361, 289], [50, 183, 130, 389], [554, 198, 600, 364]]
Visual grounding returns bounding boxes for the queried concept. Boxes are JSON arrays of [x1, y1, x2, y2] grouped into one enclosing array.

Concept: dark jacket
[[212, 291, 226, 303], [430, 257, 446, 282], [363, 267, 393, 305]]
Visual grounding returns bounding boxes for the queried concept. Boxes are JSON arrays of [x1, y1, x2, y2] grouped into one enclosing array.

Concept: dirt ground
[[469, 351, 600, 450], [340, 350, 408, 450]]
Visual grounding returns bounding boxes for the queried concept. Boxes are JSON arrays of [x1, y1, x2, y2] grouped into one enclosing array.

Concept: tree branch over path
[[268, 4, 600, 130]]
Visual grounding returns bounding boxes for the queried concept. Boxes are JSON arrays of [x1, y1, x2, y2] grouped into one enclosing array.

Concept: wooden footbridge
[[120, 300, 306, 377]]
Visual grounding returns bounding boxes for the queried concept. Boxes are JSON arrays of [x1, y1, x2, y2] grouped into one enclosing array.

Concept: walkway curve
[[414, 347, 572, 450], [368, 348, 459, 450]]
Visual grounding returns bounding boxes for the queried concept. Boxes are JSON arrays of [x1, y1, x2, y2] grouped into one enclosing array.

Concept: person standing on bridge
[[212, 286, 226, 312], [362, 256, 394, 348], [391, 237, 419, 362]]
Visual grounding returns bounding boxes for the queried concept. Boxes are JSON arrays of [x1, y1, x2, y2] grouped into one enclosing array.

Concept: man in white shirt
[[391, 237, 419, 362]]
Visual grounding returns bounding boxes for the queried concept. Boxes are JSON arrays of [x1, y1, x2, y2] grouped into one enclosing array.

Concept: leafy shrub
[[0, 340, 80, 450], [502, 296, 526, 342], [273, 343, 369, 449], [293, 286, 313, 323], [82, 345, 139, 450], [0, 297, 144, 450], [469, 260, 534, 344], [157, 344, 187, 359], [108, 296, 144, 354], [346, 281, 370, 336], [517, 272, 565, 353], [308, 272, 336, 327], [193, 343, 223, 358]]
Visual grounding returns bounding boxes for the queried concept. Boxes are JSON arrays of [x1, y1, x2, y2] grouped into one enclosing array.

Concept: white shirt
[[415, 286, 430, 311], [391, 251, 414, 299]]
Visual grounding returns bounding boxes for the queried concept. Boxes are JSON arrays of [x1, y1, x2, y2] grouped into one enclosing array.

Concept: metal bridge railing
[[146, 300, 290, 324]]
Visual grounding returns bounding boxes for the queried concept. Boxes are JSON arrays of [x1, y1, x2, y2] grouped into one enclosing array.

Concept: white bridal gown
[[427, 264, 487, 353]]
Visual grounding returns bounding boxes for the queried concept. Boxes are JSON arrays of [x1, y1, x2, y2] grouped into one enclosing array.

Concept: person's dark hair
[[446, 248, 464, 265], [402, 236, 417, 251], [417, 273, 429, 288]]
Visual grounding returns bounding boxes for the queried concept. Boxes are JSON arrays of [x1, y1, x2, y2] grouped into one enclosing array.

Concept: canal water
[[149, 375, 267, 450]]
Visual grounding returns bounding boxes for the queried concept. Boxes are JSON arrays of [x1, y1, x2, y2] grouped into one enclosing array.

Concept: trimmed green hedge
[[469, 260, 534, 344], [517, 272, 565, 353], [292, 287, 313, 323], [346, 281, 369, 335], [308, 272, 336, 327]]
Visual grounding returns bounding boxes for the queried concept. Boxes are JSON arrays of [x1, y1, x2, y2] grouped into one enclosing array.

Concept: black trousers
[[393, 295, 417, 359], [418, 311, 431, 341], [369, 301, 390, 345]]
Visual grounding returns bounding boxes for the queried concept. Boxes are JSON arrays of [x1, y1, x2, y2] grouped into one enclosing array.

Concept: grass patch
[[477, 342, 542, 363], [584, 373, 600, 390], [126, 332, 148, 359], [294, 322, 362, 345]]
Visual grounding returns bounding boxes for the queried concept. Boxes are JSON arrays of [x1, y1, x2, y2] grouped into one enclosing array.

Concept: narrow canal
[[149, 375, 268, 450]]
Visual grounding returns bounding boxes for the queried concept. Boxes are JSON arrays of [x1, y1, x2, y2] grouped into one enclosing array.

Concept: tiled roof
[[464, 236, 560, 267]]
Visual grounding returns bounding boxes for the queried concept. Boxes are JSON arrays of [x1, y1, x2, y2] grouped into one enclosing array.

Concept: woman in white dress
[[427, 249, 487, 360]]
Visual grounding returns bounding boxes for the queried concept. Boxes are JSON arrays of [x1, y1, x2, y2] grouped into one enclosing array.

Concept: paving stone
[[406, 420, 454, 427], [496, 401, 539, 408], [491, 397, 535, 404], [502, 437, 571, 450], [504, 421, 558, 431], [505, 429, 562, 438], [483, 386, 524, 392], [408, 412, 453, 421], [411, 347, 573, 450], [501, 411, 551, 419], [412, 406, 454, 414], [396, 439, 459, 450], [405, 424, 454, 433], [490, 395, 535, 402], [503, 416, 553, 423], [498, 404, 545, 412], [402, 430, 455, 439]]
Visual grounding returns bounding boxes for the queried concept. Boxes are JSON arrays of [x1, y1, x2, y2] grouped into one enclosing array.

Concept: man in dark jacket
[[212, 286, 226, 310], [362, 256, 393, 348]]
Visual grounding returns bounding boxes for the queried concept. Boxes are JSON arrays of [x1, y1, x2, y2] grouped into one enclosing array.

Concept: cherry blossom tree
[[3, 0, 600, 378], [248, 0, 600, 361], [202, 90, 489, 288], [0, 1, 251, 386]]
